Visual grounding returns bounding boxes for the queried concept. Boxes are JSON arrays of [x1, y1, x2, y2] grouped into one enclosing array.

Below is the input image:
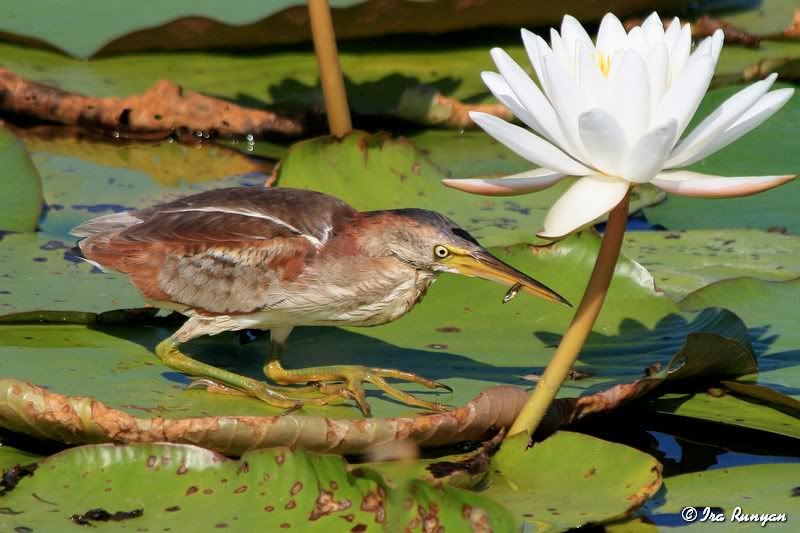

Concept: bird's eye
[[433, 245, 450, 258]]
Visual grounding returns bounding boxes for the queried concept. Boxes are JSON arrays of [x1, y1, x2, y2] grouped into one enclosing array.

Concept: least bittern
[[72, 187, 569, 415]]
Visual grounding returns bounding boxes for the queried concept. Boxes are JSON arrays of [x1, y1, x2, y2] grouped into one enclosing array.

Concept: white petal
[[539, 175, 630, 238], [560, 15, 593, 57], [489, 49, 567, 148], [663, 17, 681, 52], [469, 111, 592, 175], [442, 168, 566, 196], [607, 50, 651, 141], [673, 87, 795, 166], [711, 28, 724, 64], [666, 74, 778, 167], [654, 55, 715, 141], [652, 171, 795, 198], [596, 13, 627, 55], [691, 36, 714, 62], [627, 26, 649, 58], [642, 12, 665, 46], [647, 42, 669, 106], [481, 72, 541, 131], [550, 28, 573, 73], [669, 23, 691, 81], [543, 53, 591, 161], [577, 44, 607, 107], [620, 120, 677, 183], [607, 49, 627, 79], [521, 29, 550, 96], [578, 109, 628, 175]]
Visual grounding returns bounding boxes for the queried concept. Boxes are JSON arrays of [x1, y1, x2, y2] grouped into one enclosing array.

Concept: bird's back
[[72, 187, 359, 315]]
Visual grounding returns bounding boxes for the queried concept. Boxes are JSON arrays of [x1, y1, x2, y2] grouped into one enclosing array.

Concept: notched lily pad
[[485, 432, 662, 531]]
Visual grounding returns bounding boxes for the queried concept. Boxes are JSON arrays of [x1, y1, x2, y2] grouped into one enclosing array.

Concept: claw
[[435, 382, 454, 393], [186, 378, 244, 395], [280, 402, 304, 416]]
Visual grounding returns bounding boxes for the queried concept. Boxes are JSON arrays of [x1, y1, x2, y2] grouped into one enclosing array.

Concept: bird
[[71, 187, 569, 416]]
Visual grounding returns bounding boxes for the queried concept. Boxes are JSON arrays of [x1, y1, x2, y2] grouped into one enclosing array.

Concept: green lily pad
[[487, 432, 662, 531], [0, 441, 514, 531], [642, 463, 800, 530], [682, 277, 800, 402], [621, 229, 800, 299], [643, 276, 800, 438], [0, 443, 41, 472], [0, 232, 145, 315], [275, 131, 664, 248], [0, 127, 43, 233], [643, 84, 800, 233]]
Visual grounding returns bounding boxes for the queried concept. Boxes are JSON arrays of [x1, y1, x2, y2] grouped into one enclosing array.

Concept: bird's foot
[[186, 378, 351, 412], [266, 363, 453, 417]]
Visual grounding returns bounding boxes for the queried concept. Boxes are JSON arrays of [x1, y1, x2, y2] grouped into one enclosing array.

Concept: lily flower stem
[[507, 189, 631, 440], [308, 0, 352, 137]]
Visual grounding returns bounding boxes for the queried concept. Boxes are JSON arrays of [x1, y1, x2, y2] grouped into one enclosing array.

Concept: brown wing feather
[[75, 188, 357, 314]]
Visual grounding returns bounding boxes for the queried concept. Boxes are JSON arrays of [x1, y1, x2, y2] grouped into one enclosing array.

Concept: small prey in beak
[[503, 283, 522, 304], [446, 249, 571, 307]]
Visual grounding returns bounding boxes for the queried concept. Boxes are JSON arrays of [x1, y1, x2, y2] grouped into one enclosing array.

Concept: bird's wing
[[76, 187, 357, 314]]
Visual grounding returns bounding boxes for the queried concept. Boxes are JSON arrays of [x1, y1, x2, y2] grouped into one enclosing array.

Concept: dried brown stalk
[[0, 375, 663, 456]]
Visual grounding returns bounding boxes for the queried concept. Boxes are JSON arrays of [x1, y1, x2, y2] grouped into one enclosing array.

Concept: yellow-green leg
[[154, 320, 349, 411], [263, 327, 452, 416]]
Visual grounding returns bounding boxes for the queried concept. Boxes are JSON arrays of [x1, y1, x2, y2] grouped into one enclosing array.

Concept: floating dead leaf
[[624, 15, 761, 47], [0, 69, 303, 138], [693, 15, 761, 47], [784, 9, 800, 39]]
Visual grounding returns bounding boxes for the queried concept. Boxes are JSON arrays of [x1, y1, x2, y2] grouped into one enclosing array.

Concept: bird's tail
[[70, 211, 140, 238]]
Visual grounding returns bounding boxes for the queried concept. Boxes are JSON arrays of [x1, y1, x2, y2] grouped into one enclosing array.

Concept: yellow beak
[[449, 250, 571, 306]]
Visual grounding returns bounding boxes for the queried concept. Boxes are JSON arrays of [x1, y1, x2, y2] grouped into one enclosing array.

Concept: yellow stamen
[[595, 52, 611, 77]]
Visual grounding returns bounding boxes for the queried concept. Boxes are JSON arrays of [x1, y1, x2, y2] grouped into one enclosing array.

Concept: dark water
[[574, 410, 800, 478]]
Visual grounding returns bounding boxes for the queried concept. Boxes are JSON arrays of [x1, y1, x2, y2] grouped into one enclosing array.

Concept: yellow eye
[[433, 245, 450, 259]]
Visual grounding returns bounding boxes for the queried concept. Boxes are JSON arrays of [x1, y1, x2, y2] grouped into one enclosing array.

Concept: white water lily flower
[[442, 12, 796, 238]]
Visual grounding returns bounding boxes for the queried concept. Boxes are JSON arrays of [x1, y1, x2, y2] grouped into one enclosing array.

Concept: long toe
[[264, 364, 453, 415], [369, 367, 452, 391], [360, 371, 453, 413], [186, 376, 336, 410]]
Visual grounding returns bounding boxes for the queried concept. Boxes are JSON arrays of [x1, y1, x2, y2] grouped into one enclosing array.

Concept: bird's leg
[[155, 319, 349, 410], [263, 328, 452, 416]]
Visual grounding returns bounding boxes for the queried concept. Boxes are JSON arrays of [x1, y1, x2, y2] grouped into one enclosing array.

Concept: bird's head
[[363, 209, 570, 306]]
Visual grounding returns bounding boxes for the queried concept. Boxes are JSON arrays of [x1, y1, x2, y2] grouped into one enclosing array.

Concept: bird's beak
[[449, 250, 572, 306]]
